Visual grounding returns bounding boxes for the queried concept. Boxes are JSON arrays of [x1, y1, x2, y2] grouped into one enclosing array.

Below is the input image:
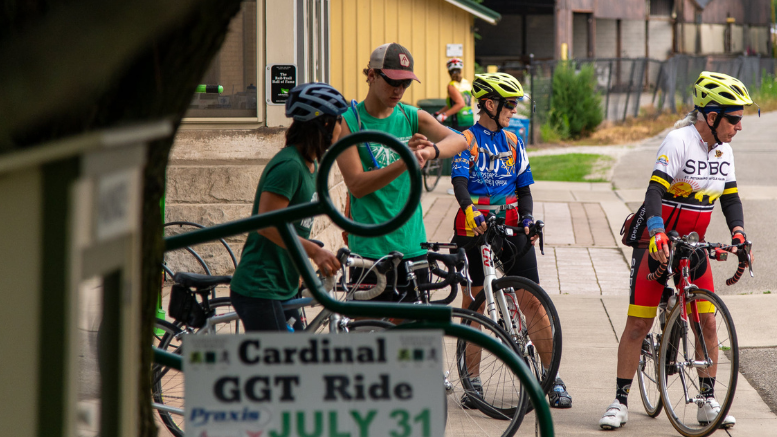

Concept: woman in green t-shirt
[[230, 83, 348, 331], [335, 43, 468, 302]]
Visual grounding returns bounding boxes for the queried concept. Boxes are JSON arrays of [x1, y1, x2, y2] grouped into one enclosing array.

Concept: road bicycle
[[637, 230, 752, 437], [423, 158, 443, 191], [321, 245, 534, 434], [454, 211, 562, 402], [152, 245, 530, 437]]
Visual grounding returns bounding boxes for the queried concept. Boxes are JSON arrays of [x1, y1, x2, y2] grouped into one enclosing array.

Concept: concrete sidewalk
[[421, 179, 777, 436]]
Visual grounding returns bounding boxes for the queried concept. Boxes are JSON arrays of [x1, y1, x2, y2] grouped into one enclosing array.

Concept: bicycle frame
[[479, 240, 521, 341], [665, 252, 715, 406]]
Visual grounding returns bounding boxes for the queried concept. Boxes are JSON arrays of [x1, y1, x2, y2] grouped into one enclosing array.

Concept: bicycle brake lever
[[536, 220, 545, 255], [745, 241, 754, 277]]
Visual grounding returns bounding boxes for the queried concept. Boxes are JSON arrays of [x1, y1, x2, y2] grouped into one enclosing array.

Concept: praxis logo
[[190, 407, 271, 427]]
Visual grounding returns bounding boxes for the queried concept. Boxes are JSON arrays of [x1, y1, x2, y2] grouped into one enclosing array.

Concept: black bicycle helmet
[[285, 82, 348, 121]]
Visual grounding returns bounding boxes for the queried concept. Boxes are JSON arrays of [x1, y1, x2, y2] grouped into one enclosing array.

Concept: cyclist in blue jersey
[[450, 72, 572, 409]]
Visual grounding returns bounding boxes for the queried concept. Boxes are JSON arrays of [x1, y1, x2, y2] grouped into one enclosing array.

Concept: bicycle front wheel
[[658, 289, 738, 437], [423, 158, 443, 192], [469, 277, 562, 395], [637, 314, 663, 417], [448, 307, 527, 436]]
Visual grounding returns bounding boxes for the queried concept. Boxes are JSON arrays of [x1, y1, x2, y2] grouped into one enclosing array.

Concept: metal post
[[529, 55, 535, 145], [634, 59, 646, 118], [652, 62, 664, 107], [623, 59, 637, 122], [605, 60, 613, 120]]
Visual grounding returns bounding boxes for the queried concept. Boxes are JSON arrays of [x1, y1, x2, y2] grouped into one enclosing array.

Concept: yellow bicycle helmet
[[693, 71, 753, 108], [472, 73, 524, 100]]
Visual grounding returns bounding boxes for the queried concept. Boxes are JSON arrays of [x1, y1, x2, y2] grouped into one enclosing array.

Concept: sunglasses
[[378, 71, 413, 89], [720, 114, 742, 125], [487, 98, 519, 110]]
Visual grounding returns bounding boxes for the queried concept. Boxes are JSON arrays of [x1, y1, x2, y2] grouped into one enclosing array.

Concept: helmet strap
[[706, 110, 724, 146], [483, 98, 506, 131]]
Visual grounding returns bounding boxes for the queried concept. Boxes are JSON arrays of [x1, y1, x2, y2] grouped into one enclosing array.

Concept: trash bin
[[505, 116, 530, 146], [416, 98, 447, 121]]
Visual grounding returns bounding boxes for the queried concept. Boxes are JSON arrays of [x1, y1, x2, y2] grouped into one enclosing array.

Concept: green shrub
[[547, 62, 603, 139]]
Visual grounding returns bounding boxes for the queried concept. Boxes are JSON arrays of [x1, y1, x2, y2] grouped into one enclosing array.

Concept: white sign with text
[[185, 331, 444, 437]]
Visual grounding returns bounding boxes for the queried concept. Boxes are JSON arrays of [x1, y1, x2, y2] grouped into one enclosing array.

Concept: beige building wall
[[648, 19, 673, 61], [749, 26, 769, 54], [330, 0, 475, 106], [700, 24, 726, 54], [731, 25, 744, 53]]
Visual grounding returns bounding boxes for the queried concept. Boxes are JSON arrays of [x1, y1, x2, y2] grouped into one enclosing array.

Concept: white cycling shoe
[[599, 400, 628, 430], [697, 398, 736, 428]]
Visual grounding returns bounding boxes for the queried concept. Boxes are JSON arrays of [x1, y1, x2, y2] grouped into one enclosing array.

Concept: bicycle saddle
[[173, 272, 232, 290]]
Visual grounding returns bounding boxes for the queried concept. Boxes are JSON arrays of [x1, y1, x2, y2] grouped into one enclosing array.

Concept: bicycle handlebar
[[647, 231, 754, 285]]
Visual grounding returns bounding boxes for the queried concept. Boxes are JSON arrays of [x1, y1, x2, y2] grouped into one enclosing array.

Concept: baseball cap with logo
[[369, 43, 420, 83]]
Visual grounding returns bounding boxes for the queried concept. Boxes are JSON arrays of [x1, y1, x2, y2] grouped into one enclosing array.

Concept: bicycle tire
[[449, 307, 527, 433], [658, 289, 738, 437], [346, 319, 396, 332], [152, 298, 241, 436], [152, 319, 185, 437], [637, 315, 663, 417], [468, 277, 562, 395], [423, 158, 443, 192]]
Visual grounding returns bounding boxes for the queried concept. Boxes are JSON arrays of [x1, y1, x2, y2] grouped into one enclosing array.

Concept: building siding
[[330, 0, 475, 106]]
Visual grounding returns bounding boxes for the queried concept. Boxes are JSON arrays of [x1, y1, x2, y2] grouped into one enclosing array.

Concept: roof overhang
[[445, 0, 502, 25]]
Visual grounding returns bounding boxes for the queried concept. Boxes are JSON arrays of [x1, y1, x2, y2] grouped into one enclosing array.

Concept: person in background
[[434, 57, 474, 132]]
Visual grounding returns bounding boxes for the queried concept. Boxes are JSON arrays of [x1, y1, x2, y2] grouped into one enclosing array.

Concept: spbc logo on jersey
[[682, 159, 730, 176]]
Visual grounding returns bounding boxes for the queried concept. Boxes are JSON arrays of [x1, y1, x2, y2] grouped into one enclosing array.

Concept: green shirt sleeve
[[262, 156, 303, 201]]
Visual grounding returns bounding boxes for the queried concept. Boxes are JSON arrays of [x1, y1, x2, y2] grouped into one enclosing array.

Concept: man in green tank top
[[336, 42, 467, 302]]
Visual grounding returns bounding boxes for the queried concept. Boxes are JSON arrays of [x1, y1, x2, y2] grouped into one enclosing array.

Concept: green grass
[[530, 153, 612, 182]]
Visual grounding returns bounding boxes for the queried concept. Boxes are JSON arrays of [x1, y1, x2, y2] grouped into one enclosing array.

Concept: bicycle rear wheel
[[152, 319, 185, 437], [468, 277, 562, 395], [423, 158, 443, 192], [448, 307, 527, 436], [637, 314, 664, 417], [658, 289, 738, 437], [152, 298, 240, 436]]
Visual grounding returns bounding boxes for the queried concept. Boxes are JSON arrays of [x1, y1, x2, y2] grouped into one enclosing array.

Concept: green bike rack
[[160, 130, 554, 436]]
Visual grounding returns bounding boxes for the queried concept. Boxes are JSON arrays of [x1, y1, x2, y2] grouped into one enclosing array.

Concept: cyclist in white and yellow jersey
[[434, 58, 474, 132], [600, 71, 755, 430]]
